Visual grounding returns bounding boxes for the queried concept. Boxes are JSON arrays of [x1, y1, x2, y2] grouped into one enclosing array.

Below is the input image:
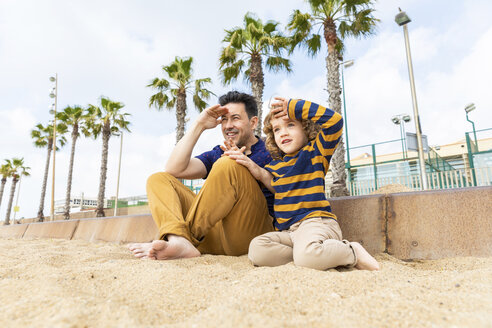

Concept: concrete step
[[1, 186, 490, 260]]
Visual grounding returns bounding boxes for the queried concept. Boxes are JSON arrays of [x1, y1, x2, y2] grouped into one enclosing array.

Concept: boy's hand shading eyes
[[270, 97, 289, 121]]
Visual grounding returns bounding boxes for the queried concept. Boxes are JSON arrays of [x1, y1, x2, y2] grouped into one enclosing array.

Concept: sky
[[1, 0, 491, 220]]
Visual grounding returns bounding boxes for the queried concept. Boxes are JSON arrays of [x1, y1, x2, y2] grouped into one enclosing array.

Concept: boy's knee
[[248, 235, 272, 266], [293, 244, 332, 270]]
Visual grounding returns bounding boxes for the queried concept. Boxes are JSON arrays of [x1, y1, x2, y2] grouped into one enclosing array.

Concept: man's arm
[[165, 104, 228, 179]]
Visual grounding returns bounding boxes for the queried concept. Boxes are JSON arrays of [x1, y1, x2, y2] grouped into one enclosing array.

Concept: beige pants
[[248, 217, 357, 270], [146, 157, 274, 256]]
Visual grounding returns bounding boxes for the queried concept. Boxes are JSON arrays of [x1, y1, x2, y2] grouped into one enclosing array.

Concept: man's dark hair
[[218, 91, 258, 119]]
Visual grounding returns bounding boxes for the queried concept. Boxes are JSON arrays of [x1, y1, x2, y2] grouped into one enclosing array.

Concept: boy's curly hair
[[263, 111, 321, 160]]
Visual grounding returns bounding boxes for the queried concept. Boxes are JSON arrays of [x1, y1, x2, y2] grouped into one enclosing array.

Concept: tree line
[[2, 0, 378, 224], [148, 1, 378, 197]]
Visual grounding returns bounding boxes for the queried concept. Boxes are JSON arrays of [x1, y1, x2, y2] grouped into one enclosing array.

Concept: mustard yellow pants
[[146, 157, 274, 255], [248, 218, 357, 270]]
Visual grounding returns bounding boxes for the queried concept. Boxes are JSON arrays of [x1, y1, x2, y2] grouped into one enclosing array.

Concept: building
[[334, 132, 492, 196], [54, 194, 148, 214]]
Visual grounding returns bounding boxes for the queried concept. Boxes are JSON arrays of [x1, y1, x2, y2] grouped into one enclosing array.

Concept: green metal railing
[[344, 128, 492, 195]]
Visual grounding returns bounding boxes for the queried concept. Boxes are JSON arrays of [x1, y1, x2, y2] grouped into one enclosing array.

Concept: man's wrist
[[191, 121, 207, 134]]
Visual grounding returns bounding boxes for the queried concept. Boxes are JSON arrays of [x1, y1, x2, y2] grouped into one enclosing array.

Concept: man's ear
[[250, 116, 259, 131]]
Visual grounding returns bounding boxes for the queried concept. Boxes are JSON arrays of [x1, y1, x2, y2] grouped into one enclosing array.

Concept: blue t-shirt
[[195, 138, 275, 218]]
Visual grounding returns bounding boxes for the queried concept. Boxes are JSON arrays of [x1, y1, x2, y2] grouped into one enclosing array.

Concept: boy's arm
[[287, 99, 343, 133], [289, 99, 344, 160], [221, 144, 275, 193]]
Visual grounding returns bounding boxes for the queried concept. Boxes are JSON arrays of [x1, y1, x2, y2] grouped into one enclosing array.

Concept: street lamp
[[391, 114, 411, 159], [49, 74, 58, 220], [464, 103, 478, 150], [395, 9, 428, 190], [13, 175, 23, 222], [114, 132, 124, 216], [341, 59, 354, 187]]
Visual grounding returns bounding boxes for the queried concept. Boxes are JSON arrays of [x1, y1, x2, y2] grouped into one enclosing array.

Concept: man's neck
[[243, 135, 259, 155]]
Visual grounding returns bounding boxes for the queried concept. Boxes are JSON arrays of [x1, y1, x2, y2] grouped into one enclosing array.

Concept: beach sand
[[0, 238, 491, 327]]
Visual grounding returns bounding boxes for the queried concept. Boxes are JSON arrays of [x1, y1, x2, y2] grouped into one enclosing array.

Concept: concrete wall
[[330, 195, 386, 255], [18, 205, 150, 223], [1, 187, 491, 260], [386, 186, 492, 259]]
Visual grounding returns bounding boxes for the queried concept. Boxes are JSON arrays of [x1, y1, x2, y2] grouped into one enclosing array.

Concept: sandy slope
[[0, 238, 491, 327]]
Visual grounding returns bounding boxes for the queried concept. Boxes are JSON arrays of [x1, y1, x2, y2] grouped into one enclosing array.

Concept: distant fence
[[349, 166, 492, 196]]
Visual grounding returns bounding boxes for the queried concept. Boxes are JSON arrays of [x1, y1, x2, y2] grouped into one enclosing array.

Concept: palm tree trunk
[[96, 123, 110, 217], [63, 126, 78, 220], [175, 90, 187, 143], [0, 178, 6, 210], [324, 20, 349, 197], [37, 141, 53, 221], [250, 53, 264, 136], [5, 176, 18, 225]]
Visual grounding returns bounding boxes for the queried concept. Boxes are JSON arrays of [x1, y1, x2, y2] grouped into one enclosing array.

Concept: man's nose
[[224, 120, 234, 129]]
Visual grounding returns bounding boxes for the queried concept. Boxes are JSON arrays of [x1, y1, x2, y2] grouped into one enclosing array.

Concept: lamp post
[[395, 9, 428, 190], [391, 114, 411, 159], [49, 74, 58, 220], [13, 175, 23, 222], [464, 103, 478, 151], [341, 59, 354, 189], [114, 132, 123, 216]]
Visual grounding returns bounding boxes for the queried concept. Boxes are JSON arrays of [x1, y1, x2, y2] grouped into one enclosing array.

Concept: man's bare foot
[[128, 235, 200, 260], [351, 242, 380, 271], [128, 242, 154, 259]]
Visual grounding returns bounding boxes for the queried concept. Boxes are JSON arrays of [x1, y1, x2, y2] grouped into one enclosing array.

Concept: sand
[[0, 238, 491, 327]]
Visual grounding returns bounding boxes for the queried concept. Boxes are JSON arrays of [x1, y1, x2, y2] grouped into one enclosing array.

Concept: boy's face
[[221, 102, 258, 148], [271, 116, 308, 155]]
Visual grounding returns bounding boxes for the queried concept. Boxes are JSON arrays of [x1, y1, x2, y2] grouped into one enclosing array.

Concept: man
[[129, 91, 274, 260]]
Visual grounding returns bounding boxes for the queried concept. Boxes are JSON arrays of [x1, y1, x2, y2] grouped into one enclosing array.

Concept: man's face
[[221, 103, 257, 148]]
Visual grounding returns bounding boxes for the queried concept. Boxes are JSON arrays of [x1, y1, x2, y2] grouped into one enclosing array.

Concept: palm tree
[[4, 158, 30, 225], [148, 56, 213, 144], [31, 123, 67, 221], [219, 12, 292, 135], [287, 0, 378, 197], [0, 162, 13, 214], [86, 97, 131, 217], [56, 105, 90, 220]]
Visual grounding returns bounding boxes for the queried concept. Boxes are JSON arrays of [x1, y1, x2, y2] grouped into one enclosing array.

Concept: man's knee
[[208, 157, 255, 188], [211, 156, 243, 173], [146, 171, 176, 191]]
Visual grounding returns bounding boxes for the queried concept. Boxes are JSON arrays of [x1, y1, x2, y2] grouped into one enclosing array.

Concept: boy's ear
[[250, 116, 259, 131]]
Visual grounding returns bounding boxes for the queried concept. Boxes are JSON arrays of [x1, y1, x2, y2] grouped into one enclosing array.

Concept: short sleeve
[[195, 145, 223, 178]]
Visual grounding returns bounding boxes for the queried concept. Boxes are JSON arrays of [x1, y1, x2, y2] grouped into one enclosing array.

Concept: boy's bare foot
[[128, 235, 200, 260], [351, 242, 380, 271]]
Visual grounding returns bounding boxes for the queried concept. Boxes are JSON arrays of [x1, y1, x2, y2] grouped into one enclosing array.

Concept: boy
[[223, 97, 379, 271]]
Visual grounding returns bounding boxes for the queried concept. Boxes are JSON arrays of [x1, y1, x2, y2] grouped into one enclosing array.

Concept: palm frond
[[220, 59, 245, 85], [219, 46, 238, 67], [229, 29, 245, 49], [265, 56, 292, 73], [306, 34, 322, 57], [263, 21, 279, 34]]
